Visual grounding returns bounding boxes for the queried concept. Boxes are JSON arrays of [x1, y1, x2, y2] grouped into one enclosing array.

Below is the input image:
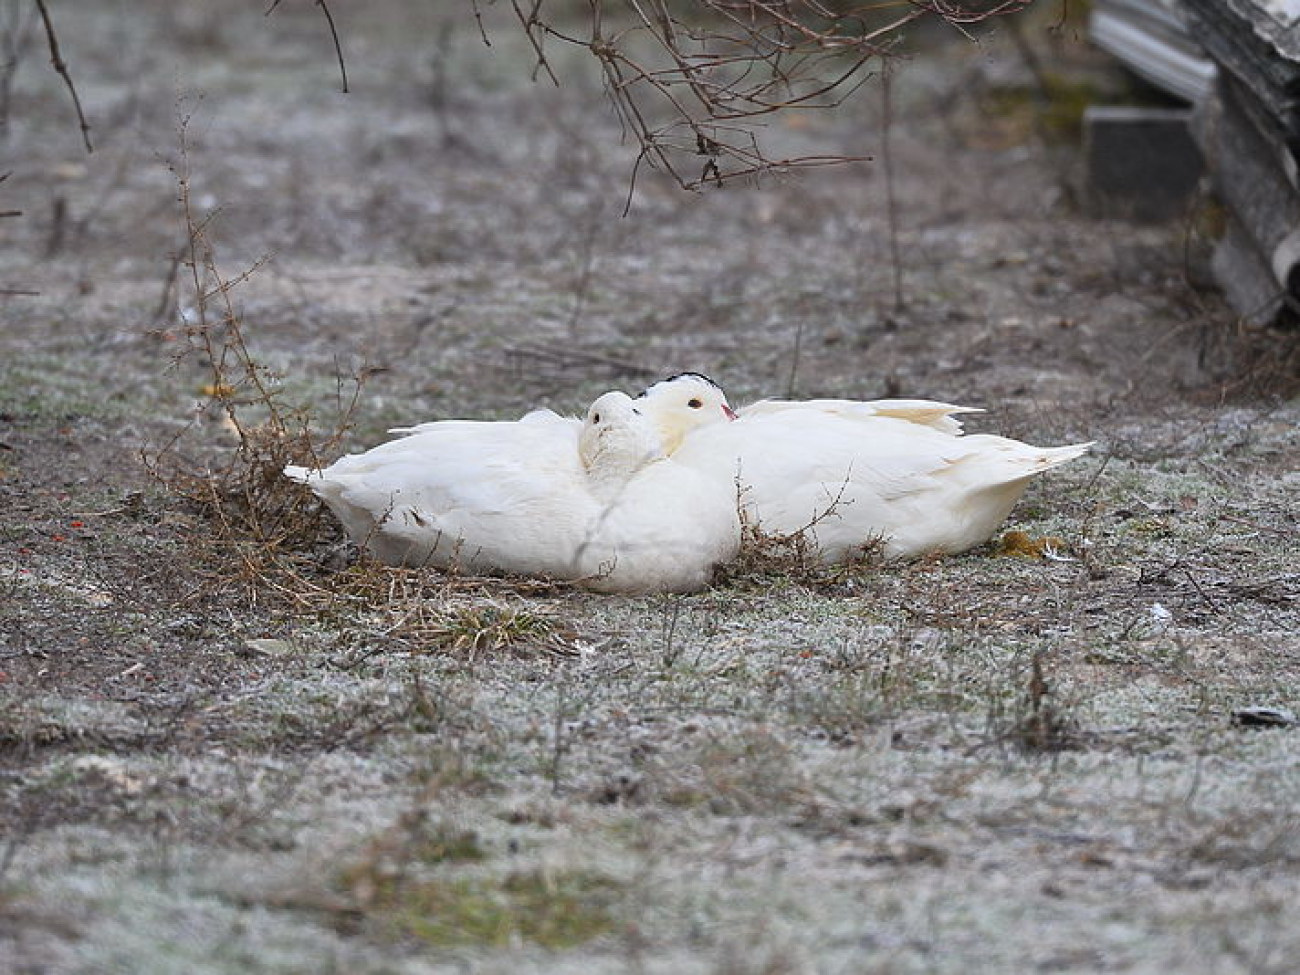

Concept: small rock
[[243, 638, 295, 657], [1231, 706, 1297, 729]]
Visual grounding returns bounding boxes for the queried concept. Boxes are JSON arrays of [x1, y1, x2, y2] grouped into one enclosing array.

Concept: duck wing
[[739, 398, 982, 435], [287, 412, 596, 573], [674, 410, 1090, 561], [387, 408, 568, 437]]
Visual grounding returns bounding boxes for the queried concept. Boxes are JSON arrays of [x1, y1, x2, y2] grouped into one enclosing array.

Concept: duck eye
[[591, 413, 601, 424], [688, 398, 703, 409]]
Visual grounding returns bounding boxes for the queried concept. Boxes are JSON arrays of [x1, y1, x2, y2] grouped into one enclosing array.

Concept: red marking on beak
[[723, 404, 738, 421]]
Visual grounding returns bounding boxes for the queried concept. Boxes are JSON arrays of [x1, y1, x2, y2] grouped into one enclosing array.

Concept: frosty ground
[[2, 3, 1298, 973]]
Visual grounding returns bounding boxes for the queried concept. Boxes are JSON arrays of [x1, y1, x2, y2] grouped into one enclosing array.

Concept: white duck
[[284, 391, 740, 593], [391, 372, 735, 454], [636, 373, 1092, 562]]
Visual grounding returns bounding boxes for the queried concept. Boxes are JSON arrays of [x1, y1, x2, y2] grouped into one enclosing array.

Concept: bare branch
[[1, 2, 37, 138], [266, 0, 349, 93], [498, 0, 1034, 191], [315, 0, 348, 93], [881, 60, 903, 312], [32, 0, 91, 153], [470, 0, 493, 46], [0, 171, 17, 219], [510, 0, 560, 86], [1, 171, 37, 294]]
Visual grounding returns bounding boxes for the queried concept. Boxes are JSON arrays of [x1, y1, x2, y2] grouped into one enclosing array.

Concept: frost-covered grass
[[2, 2, 1298, 973]]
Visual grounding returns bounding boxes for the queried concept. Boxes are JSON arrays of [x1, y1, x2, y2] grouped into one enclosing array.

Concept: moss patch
[[354, 868, 620, 949]]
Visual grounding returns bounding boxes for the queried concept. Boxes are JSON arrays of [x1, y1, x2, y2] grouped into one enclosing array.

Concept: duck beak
[[723, 404, 738, 421]]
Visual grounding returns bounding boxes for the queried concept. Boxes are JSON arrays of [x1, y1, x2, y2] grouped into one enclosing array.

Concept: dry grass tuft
[[141, 114, 362, 603], [1216, 322, 1300, 400], [1007, 650, 1086, 753], [239, 558, 580, 663], [715, 505, 886, 594], [130, 119, 597, 666], [646, 727, 819, 816]]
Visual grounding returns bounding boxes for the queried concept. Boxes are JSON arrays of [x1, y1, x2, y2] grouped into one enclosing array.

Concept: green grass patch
[[355, 867, 620, 949]]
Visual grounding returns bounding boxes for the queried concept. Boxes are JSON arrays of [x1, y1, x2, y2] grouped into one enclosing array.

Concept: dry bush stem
[[143, 110, 377, 613]]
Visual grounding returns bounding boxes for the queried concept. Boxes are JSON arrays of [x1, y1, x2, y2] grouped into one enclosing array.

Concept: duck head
[[579, 391, 664, 482], [635, 372, 736, 453]]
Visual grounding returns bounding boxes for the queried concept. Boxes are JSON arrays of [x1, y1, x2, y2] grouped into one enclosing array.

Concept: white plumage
[[284, 390, 739, 593], [638, 374, 1092, 562], [286, 371, 1089, 589]]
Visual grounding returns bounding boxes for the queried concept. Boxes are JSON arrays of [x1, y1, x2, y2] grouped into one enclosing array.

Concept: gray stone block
[[1213, 213, 1287, 326], [1084, 105, 1204, 222]]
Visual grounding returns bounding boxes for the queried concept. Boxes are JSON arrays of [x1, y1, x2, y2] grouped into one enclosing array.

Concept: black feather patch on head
[[637, 372, 723, 397]]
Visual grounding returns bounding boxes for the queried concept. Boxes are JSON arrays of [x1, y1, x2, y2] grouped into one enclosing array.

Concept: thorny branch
[[506, 1, 1034, 194]]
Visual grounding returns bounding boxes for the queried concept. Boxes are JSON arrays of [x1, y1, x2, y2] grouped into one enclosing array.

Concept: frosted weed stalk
[[142, 112, 363, 595], [135, 119, 587, 657]]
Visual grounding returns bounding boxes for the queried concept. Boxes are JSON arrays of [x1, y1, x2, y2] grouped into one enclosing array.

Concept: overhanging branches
[[501, 1, 1036, 194]]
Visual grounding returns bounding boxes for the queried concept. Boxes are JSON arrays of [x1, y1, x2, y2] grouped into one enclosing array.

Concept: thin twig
[[2, 169, 36, 290], [33, 0, 91, 152], [881, 60, 903, 312], [266, 0, 348, 92], [470, 0, 491, 46], [785, 319, 804, 398], [315, 0, 348, 93], [0, 4, 37, 136], [549, 681, 569, 795], [566, 210, 603, 335], [500, 2, 1027, 194]]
